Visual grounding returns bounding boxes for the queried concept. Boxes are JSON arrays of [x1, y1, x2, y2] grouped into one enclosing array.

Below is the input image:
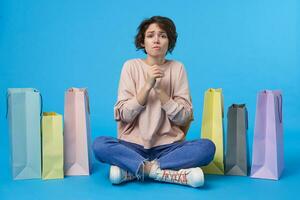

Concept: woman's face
[[143, 23, 169, 58]]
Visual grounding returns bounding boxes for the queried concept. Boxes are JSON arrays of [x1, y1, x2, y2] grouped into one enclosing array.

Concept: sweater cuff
[[127, 97, 145, 113], [162, 98, 178, 115]]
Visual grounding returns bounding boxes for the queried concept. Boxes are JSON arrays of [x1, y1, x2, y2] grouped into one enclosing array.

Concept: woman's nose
[[153, 35, 160, 43]]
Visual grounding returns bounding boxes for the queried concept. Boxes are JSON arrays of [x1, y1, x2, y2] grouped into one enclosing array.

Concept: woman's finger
[[151, 69, 163, 74], [153, 73, 164, 78]]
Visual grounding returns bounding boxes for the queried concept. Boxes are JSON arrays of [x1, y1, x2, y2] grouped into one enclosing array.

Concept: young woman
[[93, 16, 215, 188]]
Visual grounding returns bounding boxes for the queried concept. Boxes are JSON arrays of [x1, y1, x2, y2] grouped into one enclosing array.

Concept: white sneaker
[[149, 164, 204, 188], [109, 165, 136, 184]]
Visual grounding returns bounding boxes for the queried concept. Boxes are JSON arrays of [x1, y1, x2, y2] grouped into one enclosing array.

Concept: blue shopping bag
[[7, 88, 42, 180]]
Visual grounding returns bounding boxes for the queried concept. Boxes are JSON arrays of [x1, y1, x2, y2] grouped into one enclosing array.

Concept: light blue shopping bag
[[7, 88, 42, 180]]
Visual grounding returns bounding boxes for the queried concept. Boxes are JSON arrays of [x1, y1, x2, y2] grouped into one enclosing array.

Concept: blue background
[[0, 0, 299, 199]]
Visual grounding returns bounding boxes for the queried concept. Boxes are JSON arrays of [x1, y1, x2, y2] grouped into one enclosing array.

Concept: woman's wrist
[[144, 82, 153, 91], [136, 83, 152, 106]]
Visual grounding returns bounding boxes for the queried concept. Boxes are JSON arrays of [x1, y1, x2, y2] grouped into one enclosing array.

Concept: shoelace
[[161, 170, 190, 184], [124, 171, 135, 180]]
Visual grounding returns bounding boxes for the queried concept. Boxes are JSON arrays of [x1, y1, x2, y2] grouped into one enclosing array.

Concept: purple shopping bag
[[250, 90, 284, 180]]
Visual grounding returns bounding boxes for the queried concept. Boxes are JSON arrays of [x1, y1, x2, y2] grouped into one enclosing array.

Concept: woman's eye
[[161, 35, 167, 38], [146, 35, 153, 38]]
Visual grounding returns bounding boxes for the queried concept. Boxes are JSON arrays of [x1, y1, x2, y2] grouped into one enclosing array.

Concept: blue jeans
[[92, 136, 216, 180]]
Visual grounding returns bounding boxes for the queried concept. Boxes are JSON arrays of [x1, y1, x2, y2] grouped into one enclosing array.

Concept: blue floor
[[1, 130, 299, 200]]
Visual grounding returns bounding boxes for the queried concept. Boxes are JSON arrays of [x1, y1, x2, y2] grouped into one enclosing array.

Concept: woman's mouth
[[152, 46, 161, 50]]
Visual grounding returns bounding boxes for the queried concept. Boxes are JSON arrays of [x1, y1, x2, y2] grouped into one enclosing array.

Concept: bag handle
[[277, 94, 282, 123], [245, 106, 248, 130], [83, 89, 90, 114], [6, 92, 9, 119], [221, 93, 224, 118], [39, 92, 43, 116]]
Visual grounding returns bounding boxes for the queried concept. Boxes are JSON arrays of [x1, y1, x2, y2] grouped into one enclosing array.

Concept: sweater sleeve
[[162, 64, 193, 126], [114, 62, 145, 123]]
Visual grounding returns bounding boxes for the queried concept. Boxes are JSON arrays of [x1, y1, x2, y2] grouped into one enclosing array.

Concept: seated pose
[[93, 16, 216, 188]]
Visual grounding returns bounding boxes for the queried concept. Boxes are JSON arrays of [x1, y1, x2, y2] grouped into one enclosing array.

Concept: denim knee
[[191, 139, 216, 166], [92, 136, 117, 161], [201, 139, 216, 165]]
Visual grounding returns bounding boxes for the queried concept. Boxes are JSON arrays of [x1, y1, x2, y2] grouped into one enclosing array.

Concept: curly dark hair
[[135, 16, 178, 54]]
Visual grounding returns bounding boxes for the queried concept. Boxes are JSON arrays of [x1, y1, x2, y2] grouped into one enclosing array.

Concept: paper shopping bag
[[250, 90, 284, 180], [201, 88, 224, 175], [42, 112, 64, 180], [7, 88, 42, 180], [225, 104, 249, 176], [64, 88, 92, 175]]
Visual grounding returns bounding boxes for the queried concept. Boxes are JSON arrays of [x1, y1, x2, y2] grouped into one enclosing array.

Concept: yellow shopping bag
[[42, 112, 64, 180], [201, 88, 224, 175]]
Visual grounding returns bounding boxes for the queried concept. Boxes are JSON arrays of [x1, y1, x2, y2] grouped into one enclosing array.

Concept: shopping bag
[[42, 112, 64, 180], [64, 88, 92, 175], [225, 104, 249, 176], [201, 88, 224, 175], [250, 90, 284, 180], [7, 88, 42, 180]]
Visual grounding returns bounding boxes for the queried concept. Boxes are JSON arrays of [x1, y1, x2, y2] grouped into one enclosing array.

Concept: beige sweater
[[114, 58, 193, 149]]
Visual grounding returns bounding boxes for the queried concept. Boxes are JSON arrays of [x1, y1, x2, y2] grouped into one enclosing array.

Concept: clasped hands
[[145, 65, 170, 104]]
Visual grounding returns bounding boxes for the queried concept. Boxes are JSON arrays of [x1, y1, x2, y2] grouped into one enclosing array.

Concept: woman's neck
[[144, 56, 166, 66]]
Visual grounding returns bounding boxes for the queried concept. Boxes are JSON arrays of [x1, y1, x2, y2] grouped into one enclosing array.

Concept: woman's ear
[[140, 43, 145, 47]]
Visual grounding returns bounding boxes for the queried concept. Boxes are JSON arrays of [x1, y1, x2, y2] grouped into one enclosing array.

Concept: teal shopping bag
[[7, 88, 42, 180]]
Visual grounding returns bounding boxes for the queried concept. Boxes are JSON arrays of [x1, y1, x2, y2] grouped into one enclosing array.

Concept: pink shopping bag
[[64, 88, 92, 176]]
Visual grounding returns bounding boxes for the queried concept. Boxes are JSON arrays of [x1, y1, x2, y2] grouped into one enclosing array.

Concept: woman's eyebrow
[[146, 30, 166, 34], [146, 31, 155, 34]]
